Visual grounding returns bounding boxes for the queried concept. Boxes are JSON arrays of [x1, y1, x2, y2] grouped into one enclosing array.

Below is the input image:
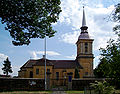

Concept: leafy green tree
[[0, 0, 61, 46], [100, 39, 120, 78], [74, 67, 80, 78], [95, 39, 120, 88], [94, 58, 111, 78], [94, 3, 120, 88], [2, 57, 13, 75], [113, 3, 120, 36], [90, 81, 115, 94]]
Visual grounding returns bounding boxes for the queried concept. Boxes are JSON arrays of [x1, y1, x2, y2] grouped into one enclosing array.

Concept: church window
[[36, 68, 39, 75], [56, 72, 59, 80], [47, 69, 50, 72], [80, 43, 83, 53], [85, 43, 88, 53], [85, 72, 88, 75], [90, 43, 92, 53], [30, 71, 33, 78]]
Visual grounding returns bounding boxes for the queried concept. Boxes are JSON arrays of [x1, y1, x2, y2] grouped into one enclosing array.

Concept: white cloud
[[30, 51, 61, 59], [0, 53, 8, 63], [61, 30, 79, 45], [36, 51, 61, 56], [65, 55, 76, 59], [0, 53, 8, 74], [11, 65, 20, 76], [31, 51, 38, 59], [94, 55, 101, 68], [59, 0, 117, 51], [57, 0, 118, 67]]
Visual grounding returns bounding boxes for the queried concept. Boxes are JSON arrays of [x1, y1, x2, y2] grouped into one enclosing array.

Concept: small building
[[18, 8, 94, 85]]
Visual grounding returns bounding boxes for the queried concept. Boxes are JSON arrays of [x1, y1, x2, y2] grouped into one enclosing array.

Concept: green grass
[[115, 90, 120, 93], [65, 91, 84, 94], [0, 91, 52, 94], [1, 90, 120, 94]]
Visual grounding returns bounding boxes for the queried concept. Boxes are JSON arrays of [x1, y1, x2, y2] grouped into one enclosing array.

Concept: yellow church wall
[[33, 66, 53, 79], [76, 38, 94, 77], [53, 68, 83, 79], [18, 68, 33, 78], [52, 68, 83, 86], [53, 69, 75, 79], [78, 58, 93, 76], [79, 69, 83, 78], [18, 70, 27, 78], [25, 68, 33, 78], [76, 39, 93, 55], [19, 67, 84, 79]]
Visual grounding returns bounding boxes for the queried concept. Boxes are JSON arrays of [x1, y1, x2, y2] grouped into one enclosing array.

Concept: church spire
[[78, 7, 89, 39], [82, 6, 86, 27], [80, 6, 88, 31]]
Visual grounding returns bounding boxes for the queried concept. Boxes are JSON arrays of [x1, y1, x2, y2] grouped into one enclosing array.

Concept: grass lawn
[[0, 91, 52, 94], [0, 91, 84, 94], [65, 91, 84, 94], [1, 90, 120, 94], [115, 90, 120, 93]]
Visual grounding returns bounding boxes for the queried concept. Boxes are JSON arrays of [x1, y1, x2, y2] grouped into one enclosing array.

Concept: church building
[[18, 8, 94, 84]]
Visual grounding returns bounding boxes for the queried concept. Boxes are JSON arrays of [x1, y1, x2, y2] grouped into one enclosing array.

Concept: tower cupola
[[76, 7, 94, 77], [78, 7, 90, 39]]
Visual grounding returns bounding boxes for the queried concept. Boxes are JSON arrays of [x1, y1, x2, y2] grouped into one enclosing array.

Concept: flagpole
[[44, 35, 47, 90]]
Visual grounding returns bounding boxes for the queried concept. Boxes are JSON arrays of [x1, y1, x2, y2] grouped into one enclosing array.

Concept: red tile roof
[[21, 58, 83, 69]]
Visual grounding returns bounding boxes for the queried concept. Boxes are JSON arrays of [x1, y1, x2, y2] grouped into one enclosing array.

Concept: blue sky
[[0, 0, 119, 76]]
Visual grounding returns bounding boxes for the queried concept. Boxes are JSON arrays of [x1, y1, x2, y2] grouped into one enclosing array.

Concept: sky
[[0, 0, 120, 76]]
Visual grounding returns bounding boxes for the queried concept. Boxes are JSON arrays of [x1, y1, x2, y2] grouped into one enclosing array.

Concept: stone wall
[[0, 77, 45, 91], [72, 78, 105, 90]]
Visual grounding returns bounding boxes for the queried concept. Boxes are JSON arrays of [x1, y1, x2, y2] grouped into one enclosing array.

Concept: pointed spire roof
[[82, 6, 86, 27], [78, 7, 90, 39]]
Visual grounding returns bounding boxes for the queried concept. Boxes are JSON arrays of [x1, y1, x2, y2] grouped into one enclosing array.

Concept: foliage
[[94, 58, 111, 78], [94, 2, 120, 88], [94, 39, 120, 88], [90, 81, 115, 94], [2, 57, 13, 75], [0, 0, 61, 46], [113, 3, 120, 38], [74, 67, 80, 78]]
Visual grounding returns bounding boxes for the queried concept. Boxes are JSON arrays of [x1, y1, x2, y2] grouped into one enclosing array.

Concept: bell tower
[[76, 7, 94, 77]]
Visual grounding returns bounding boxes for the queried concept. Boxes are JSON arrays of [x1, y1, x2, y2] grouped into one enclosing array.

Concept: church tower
[[76, 7, 94, 77]]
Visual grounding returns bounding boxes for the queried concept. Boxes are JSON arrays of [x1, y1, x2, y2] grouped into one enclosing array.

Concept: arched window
[[85, 43, 88, 53]]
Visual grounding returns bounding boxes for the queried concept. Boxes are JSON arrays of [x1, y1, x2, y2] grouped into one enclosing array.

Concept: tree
[[95, 39, 120, 88], [0, 0, 61, 46], [2, 57, 13, 75], [74, 67, 80, 78], [94, 58, 111, 78], [113, 3, 120, 39], [94, 3, 120, 88], [90, 81, 115, 94]]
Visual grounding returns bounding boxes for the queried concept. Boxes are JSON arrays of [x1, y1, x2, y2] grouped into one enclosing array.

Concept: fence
[[0, 77, 44, 91]]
